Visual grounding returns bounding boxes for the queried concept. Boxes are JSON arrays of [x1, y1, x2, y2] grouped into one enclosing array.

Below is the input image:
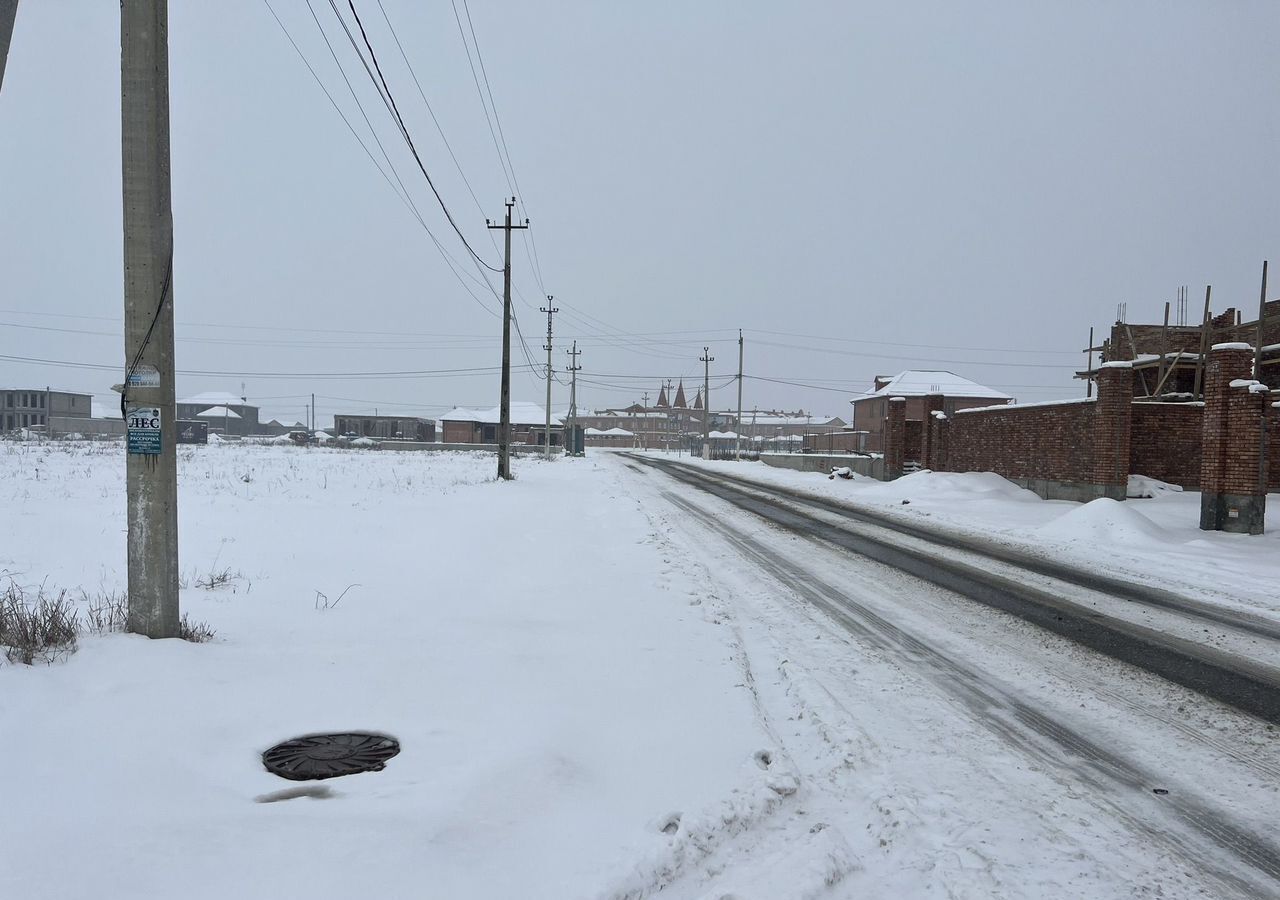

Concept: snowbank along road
[[621, 453, 1280, 898]]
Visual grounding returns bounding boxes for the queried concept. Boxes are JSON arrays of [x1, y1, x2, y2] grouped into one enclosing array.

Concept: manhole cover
[[263, 732, 400, 781]]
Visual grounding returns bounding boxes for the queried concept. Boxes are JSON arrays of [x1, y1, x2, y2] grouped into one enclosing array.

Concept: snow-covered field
[[2, 442, 1277, 898], [678, 455, 1280, 617], [0, 442, 771, 899]]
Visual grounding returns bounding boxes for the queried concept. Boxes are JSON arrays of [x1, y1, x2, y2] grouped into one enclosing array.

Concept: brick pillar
[[885, 397, 906, 480], [1200, 344, 1267, 533], [920, 393, 943, 470], [1093, 363, 1134, 500]]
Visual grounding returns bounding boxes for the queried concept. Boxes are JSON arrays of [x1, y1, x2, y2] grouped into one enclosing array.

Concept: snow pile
[[859, 469, 1042, 504], [1127, 474, 1184, 499], [1038, 498, 1170, 546]]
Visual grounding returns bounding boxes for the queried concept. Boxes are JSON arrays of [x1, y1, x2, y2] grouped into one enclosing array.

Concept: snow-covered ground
[[671, 454, 1280, 618], [0, 442, 772, 899], [2, 442, 1277, 898]]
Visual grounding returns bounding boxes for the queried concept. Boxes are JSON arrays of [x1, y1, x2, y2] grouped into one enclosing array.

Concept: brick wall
[[903, 420, 922, 464], [885, 398, 905, 478], [1129, 403, 1203, 488], [442, 421, 478, 444], [913, 365, 1134, 500], [944, 400, 1098, 483], [1200, 347, 1265, 497], [1270, 408, 1280, 490]]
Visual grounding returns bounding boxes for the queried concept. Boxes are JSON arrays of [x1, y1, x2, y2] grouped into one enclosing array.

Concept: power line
[[269, 0, 500, 317], [449, 0, 547, 294], [747, 338, 1079, 370], [338, 0, 501, 273], [743, 327, 1081, 356], [373, 0, 489, 223], [0, 353, 538, 381]]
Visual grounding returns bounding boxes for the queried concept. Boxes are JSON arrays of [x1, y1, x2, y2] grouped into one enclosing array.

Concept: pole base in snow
[[1200, 492, 1265, 535]]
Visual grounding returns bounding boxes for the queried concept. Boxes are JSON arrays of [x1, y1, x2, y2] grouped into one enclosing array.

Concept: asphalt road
[[627, 455, 1280, 896], [629, 456, 1280, 725]]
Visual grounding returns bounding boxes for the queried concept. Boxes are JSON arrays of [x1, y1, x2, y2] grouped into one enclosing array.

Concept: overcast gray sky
[[2, 1, 1277, 425]]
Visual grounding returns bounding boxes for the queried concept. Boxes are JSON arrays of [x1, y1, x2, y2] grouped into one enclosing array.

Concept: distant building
[[733, 410, 846, 444], [850, 370, 1011, 452], [333, 414, 435, 442], [2, 388, 91, 433], [440, 402, 562, 445], [176, 392, 261, 436], [575, 410, 676, 450], [583, 426, 636, 447]]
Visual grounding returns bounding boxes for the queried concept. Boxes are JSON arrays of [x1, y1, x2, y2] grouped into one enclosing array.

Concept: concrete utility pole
[[700, 346, 714, 454], [121, 0, 179, 639], [735, 329, 744, 461], [486, 197, 529, 480], [663, 378, 673, 453], [565, 341, 581, 455], [0, 0, 17, 95], [540, 298, 557, 459]]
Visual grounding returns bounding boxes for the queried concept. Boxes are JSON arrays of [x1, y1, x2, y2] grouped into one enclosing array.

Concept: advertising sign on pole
[[126, 407, 162, 455]]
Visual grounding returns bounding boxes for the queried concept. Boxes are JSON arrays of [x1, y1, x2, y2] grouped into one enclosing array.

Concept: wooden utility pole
[[565, 341, 581, 456], [121, 0, 179, 638], [1085, 326, 1094, 398], [1255, 261, 1269, 380], [1257, 261, 1270, 508], [1193, 286, 1212, 400], [1158, 301, 1170, 394], [735, 330, 744, 461], [486, 198, 528, 479], [540, 298, 557, 459], [700, 346, 714, 455], [0, 0, 17, 95]]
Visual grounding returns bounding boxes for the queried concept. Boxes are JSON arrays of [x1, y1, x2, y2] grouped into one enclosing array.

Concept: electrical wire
[[339, 0, 501, 273], [743, 328, 1083, 356], [1, 353, 538, 381], [270, 0, 500, 316]]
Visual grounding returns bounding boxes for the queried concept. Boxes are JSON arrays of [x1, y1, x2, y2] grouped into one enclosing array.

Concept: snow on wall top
[[1211, 342, 1254, 352], [955, 396, 1095, 415], [855, 370, 1011, 401], [1229, 378, 1271, 394], [441, 402, 563, 427]]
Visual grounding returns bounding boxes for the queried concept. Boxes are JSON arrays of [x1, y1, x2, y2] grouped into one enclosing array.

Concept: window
[[21, 414, 29, 427], [4, 393, 11, 408], [69, 396, 75, 408], [39, 395, 45, 409]]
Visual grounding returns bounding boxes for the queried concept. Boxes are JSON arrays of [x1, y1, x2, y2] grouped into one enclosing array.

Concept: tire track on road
[[658, 487, 1280, 898]]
